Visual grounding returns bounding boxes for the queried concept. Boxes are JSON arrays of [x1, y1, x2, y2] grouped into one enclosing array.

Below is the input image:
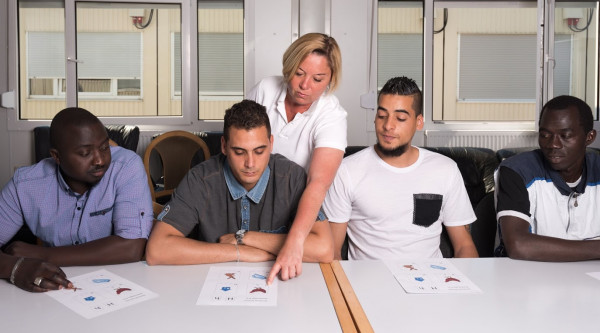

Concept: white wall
[[245, 0, 294, 89], [247, 0, 373, 147], [331, 0, 371, 146], [0, 1, 13, 187]]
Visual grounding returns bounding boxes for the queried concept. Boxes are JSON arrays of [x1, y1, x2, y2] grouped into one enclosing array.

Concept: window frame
[[423, 0, 541, 132], [8, 0, 200, 130]]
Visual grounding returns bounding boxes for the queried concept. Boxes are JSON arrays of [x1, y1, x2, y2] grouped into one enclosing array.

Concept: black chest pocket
[[412, 194, 443, 228]]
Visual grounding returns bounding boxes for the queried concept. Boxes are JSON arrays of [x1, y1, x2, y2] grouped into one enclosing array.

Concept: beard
[[376, 141, 409, 157]]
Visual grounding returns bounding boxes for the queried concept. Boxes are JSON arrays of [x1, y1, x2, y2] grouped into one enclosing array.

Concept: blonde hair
[[282, 33, 342, 92]]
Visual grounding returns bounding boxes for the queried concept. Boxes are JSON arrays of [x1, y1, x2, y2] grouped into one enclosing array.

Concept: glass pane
[[433, 4, 537, 121], [377, 1, 423, 90], [555, 2, 599, 120], [197, 0, 244, 120], [76, 3, 182, 117], [19, 0, 66, 120]]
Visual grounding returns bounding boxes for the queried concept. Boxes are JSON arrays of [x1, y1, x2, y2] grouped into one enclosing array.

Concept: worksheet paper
[[384, 259, 482, 294], [586, 272, 600, 281], [196, 266, 278, 306], [46, 269, 158, 319]]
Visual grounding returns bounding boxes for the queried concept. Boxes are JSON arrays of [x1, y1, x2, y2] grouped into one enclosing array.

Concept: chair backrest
[[33, 125, 140, 163], [143, 130, 210, 202], [497, 146, 600, 162], [421, 147, 499, 258], [33, 126, 51, 162], [105, 125, 140, 152], [153, 201, 165, 219]]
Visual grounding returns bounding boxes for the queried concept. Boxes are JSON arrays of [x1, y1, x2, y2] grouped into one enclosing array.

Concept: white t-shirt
[[247, 76, 348, 171], [323, 146, 476, 260]]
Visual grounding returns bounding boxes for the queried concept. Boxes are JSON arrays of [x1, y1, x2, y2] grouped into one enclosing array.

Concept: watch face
[[235, 229, 246, 244]]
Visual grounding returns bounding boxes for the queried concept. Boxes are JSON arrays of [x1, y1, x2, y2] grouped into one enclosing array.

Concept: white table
[[1, 262, 342, 333], [340, 258, 600, 333]]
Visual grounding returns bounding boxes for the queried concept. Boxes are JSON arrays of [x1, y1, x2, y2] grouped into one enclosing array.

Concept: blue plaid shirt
[[0, 146, 153, 247]]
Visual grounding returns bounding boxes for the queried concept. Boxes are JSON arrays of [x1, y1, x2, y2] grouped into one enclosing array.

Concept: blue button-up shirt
[[224, 161, 271, 231], [223, 159, 325, 233], [0, 146, 154, 247]]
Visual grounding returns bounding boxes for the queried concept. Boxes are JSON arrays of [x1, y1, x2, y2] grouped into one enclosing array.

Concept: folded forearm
[[146, 236, 239, 265], [242, 232, 286, 254], [40, 236, 146, 266]]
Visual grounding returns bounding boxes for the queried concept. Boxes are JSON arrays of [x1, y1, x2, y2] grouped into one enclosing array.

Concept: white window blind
[[27, 32, 64, 78], [173, 32, 243, 94], [28, 32, 141, 79], [459, 34, 571, 100], [378, 33, 423, 89], [553, 34, 572, 97]]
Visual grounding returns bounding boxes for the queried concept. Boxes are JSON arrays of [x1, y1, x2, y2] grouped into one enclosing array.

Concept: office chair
[[143, 130, 210, 204]]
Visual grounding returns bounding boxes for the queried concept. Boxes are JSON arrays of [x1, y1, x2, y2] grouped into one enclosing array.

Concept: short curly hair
[[540, 95, 594, 133], [223, 100, 271, 141]]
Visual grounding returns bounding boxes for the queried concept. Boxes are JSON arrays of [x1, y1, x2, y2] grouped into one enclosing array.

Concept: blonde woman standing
[[248, 33, 346, 284]]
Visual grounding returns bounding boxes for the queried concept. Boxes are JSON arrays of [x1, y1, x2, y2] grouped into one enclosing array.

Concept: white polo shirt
[[247, 76, 347, 170], [496, 150, 600, 241]]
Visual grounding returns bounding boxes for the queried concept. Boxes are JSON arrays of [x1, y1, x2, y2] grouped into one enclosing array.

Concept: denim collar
[[224, 159, 270, 203]]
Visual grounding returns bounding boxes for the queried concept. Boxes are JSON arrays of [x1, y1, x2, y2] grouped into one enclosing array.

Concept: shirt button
[[243, 205, 248, 209], [74, 241, 79, 245], [77, 207, 81, 211]]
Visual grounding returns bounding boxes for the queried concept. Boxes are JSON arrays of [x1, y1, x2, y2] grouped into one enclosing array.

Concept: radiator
[[424, 131, 538, 151]]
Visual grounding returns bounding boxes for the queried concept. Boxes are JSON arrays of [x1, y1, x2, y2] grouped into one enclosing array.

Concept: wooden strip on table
[[330, 261, 374, 333], [320, 263, 358, 333]]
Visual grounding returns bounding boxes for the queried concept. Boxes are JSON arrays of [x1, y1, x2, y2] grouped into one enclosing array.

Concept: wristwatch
[[235, 229, 247, 245]]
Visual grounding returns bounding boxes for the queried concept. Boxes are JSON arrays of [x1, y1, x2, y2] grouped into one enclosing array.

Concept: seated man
[[496, 95, 600, 261], [145, 100, 333, 284], [323, 76, 478, 260], [0, 107, 153, 292]]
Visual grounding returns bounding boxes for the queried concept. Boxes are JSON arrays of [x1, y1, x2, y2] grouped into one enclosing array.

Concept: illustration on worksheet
[[46, 269, 158, 319], [197, 266, 278, 306], [385, 259, 482, 294]]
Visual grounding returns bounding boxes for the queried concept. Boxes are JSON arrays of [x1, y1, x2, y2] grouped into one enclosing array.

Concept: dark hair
[[378, 76, 423, 116], [50, 107, 103, 149], [223, 100, 271, 141], [540, 95, 594, 133]]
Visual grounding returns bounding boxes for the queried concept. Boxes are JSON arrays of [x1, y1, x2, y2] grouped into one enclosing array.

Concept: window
[[433, 4, 539, 122], [378, 33, 422, 89], [554, 3, 598, 119], [458, 34, 571, 101], [27, 32, 142, 99], [196, 0, 244, 120], [19, 0, 66, 119], [377, 1, 423, 90], [172, 33, 243, 97], [75, 3, 182, 118], [18, 1, 183, 120], [377, 1, 600, 124]]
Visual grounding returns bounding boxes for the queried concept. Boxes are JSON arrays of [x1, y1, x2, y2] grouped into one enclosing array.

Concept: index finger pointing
[[267, 263, 281, 286]]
